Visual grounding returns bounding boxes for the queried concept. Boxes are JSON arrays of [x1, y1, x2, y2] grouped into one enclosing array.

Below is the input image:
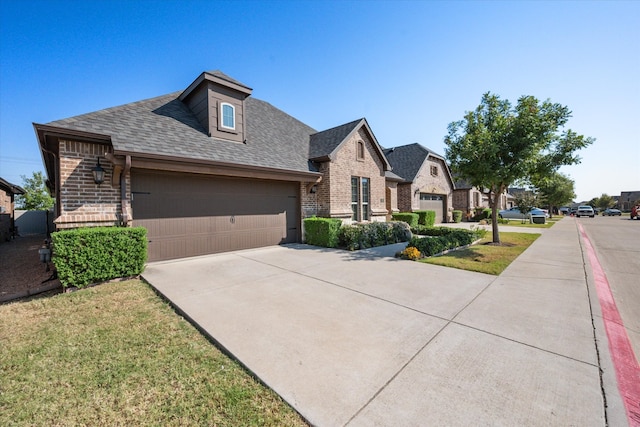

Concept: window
[[356, 140, 365, 160], [351, 177, 360, 221], [220, 102, 235, 130], [351, 176, 370, 221], [361, 177, 370, 220], [430, 165, 438, 176]]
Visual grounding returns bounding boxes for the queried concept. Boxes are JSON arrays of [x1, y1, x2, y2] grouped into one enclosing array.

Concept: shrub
[[338, 221, 412, 251], [472, 207, 492, 221], [52, 227, 147, 288], [391, 212, 419, 228], [415, 210, 436, 227], [408, 228, 480, 257], [400, 246, 421, 260], [304, 217, 342, 248], [452, 210, 463, 223]]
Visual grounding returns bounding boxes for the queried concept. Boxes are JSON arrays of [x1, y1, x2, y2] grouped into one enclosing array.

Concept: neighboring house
[[383, 143, 455, 224], [34, 70, 394, 261], [0, 177, 24, 242], [619, 191, 640, 211], [453, 180, 511, 220]]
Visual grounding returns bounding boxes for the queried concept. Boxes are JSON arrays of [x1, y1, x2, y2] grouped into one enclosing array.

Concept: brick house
[[383, 143, 455, 223], [453, 179, 511, 221], [0, 177, 24, 242], [34, 70, 397, 261]]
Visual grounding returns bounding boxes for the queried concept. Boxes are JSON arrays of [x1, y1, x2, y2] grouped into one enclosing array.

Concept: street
[[577, 215, 640, 363]]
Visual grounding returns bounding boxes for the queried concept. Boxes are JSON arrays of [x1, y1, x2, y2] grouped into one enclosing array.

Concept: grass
[[496, 216, 563, 229], [420, 232, 540, 275], [0, 280, 307, 427]]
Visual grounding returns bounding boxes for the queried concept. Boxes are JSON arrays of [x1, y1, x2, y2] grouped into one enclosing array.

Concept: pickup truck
[[632, 205, 640, 220]]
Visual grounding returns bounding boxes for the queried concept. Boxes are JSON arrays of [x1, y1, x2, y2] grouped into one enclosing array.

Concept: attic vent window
[[221, 103, 235, 130], [430, 165, 438, 177], [356, 140, 365, 161]]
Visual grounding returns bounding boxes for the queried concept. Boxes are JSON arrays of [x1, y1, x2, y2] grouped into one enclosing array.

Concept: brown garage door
[[131, 170, 299, 262], [419, 193, 445, 224]]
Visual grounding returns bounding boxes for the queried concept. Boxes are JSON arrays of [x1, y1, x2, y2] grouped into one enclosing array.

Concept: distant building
[[0, 177, 24, 242], [619, 191, 640, 211]]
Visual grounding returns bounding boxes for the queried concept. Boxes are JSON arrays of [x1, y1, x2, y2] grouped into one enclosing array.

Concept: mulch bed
[[0, 235, 62, 303]]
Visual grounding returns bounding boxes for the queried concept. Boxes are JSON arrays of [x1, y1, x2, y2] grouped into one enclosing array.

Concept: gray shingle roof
[[308, 119, 363, 160], [46, 93, 318, 174], [383, 143, 445, 182]]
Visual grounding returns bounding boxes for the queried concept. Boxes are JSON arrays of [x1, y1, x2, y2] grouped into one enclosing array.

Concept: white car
[[498, 207, 548, 219], [576, 205, 595, 218]]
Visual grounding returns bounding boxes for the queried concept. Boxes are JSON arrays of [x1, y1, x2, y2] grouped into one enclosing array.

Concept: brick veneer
[[397, 157, 454, 221], [316, 128, 387, 224], [56, 140, 130, 229]]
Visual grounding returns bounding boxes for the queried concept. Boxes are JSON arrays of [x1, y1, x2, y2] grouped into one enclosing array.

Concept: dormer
[[179, 70, 252, 143]]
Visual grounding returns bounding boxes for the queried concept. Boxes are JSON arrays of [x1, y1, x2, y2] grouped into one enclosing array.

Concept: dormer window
[[221, 102, 235, 130]]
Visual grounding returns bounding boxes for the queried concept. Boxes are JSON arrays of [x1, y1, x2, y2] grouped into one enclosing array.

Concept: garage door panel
[[419, 194, 445, 224], [131, 171, 299, 262]]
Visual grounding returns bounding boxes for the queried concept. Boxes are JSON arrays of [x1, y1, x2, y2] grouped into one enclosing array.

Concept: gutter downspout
[[121, 155, 131, 226]]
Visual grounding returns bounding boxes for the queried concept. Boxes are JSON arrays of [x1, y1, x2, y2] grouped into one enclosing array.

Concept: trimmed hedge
[[472, 207, 492, 221], [452, 210, 463, 223], [304, 217, 342, 248], [52, 227, 147, 288], [414, 210, 436, 227], [408, 228, 478, 257], [338, 221, 412, 251], [391, 213, 419, 228]]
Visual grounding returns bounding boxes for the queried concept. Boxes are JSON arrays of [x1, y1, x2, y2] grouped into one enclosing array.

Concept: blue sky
[[1, 0, 638, 202]]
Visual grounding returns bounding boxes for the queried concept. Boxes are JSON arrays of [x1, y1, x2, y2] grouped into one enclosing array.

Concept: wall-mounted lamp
[[310, 184, 318, 194], [92, 158, 105, 185]]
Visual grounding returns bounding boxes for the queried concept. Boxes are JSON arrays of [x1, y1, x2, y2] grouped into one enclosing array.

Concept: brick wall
[[318, 127, 387, 224], [56, 140, 130, 229], [397, 157, 454, 220]]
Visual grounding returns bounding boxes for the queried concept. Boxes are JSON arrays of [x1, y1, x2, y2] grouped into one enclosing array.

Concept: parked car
[[559, 207, 570, 215], [498, 207, 548, 219], [576, 205, 595, 218], [602, 208, 622, 216]]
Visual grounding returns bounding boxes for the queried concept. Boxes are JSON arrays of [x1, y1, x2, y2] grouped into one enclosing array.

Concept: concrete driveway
[[142, 219, 609, 426]]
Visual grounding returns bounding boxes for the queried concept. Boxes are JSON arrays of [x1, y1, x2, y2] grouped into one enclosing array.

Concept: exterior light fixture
[[92, 158, 105, 185]]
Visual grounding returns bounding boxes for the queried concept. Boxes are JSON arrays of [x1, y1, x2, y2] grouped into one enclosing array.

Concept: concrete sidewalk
[[142, 218, 614, 426]]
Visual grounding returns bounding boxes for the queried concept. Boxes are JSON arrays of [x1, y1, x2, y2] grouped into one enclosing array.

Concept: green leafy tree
[[513, 192, 538, 224], [16, 171, 54, 210], [534, 172, 575, 218], [445, 92, 594, 243], [595, 193, 615, 211]]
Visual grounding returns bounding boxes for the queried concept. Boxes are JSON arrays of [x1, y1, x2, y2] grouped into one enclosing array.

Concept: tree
[[534, 172, 575, 217], [16, 171, 54, 210], [513, 192, 538, 224], [595, 193, 615, 211], [445, 92, 594, 244]]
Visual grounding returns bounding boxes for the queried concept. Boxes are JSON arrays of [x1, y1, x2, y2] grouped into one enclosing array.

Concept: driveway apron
[[142, 219, 608, 426]]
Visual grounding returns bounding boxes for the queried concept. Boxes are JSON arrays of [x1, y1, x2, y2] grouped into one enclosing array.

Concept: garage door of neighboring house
[[131, 170, 299, 262], [419, 193, 445, 224]]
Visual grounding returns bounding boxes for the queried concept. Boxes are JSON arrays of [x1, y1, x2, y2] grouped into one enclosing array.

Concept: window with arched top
[[220, 103, 235, 130], [356, 140, 365, 160]]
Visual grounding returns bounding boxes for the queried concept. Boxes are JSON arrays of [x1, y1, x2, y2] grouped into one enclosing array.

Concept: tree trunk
[[489, 190, 501, 244]]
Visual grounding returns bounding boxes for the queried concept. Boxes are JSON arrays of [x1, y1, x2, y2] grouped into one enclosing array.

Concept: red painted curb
[[578, 222, 640, 426]]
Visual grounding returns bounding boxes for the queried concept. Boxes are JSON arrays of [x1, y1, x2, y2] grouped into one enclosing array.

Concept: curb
[[0, 281, 62, 303]]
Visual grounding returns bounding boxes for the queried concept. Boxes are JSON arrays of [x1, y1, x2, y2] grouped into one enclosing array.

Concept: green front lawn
[[420, 232, 540, 275], [0, 280, 307, 427]]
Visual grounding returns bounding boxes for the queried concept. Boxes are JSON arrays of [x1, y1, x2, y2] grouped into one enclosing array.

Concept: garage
[[131, 170, 300, 262], [419, 193, 445, 224]]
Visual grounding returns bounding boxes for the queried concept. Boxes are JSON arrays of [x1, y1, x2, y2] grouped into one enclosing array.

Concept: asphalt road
[[577, 214, 640, 364]]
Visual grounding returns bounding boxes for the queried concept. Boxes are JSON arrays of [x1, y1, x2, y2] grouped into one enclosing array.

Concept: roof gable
[[309, 118, 391, 170], [384, 143, 454, 185]]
